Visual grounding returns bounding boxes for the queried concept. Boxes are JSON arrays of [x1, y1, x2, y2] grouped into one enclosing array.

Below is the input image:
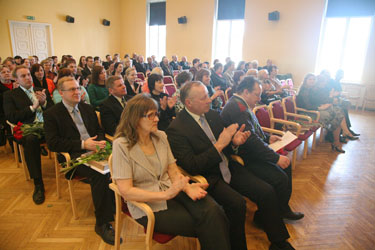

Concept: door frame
[[8, 20, 54, 58]]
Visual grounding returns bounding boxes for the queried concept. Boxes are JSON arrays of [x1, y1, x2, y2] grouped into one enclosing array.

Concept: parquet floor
[[0, 110, 374, 250]]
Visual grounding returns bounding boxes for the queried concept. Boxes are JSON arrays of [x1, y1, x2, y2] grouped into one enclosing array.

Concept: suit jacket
[[169, 61, 179, 71], [112, 130, 173, 219], [99, 95, 131, 136], [43, 102, 104, 159], [3, 86, 54, 124], [166, 109, 233, 186], [134, 62, 147, 75], [221, 95, 279, 164], [82, 66, 92, 78]]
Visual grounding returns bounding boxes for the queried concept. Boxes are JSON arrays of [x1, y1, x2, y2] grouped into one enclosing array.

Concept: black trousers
[[22, 134, 42, 180], [136, 192, 231, 250], [228, 161, 290, 243], [68, 164, 115, 226], [245, 161, 293, 215]]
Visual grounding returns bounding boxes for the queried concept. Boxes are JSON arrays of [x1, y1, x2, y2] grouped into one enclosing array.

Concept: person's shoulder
[[44, 102, 64, 115]]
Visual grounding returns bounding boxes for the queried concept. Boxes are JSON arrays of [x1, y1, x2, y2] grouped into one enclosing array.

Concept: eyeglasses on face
[[62, 86, 82, 92], [142, 111, 160, 120]]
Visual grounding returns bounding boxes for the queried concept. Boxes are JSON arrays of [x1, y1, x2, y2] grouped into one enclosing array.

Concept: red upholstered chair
[[136, 72, 145, 81], [225, 87, 233, 102], [282, 96, 321, 149], [253, 105, 303, 169], [164, 84, 177, 97], [163, 76, 174, 85], [269, 100, 314, 159], [108, 154, 203, 250]]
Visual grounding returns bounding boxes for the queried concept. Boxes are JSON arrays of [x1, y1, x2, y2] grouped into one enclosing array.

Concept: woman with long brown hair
[[112, 94, 230, 250], [87, 65, 108, 109]]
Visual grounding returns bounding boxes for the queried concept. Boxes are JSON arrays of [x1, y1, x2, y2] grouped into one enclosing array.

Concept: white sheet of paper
[[269, 131, 298, 152]]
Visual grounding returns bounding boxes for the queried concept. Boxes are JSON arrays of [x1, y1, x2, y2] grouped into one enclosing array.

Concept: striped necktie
[[199, 115, 231, 183], [25, 89, 44, 122]]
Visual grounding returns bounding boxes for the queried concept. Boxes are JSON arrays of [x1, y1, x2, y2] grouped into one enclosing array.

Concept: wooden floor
[[0, 110, 374, 250]]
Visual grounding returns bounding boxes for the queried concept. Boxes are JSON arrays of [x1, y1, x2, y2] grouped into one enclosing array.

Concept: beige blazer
[[112, 130, 175, 219]]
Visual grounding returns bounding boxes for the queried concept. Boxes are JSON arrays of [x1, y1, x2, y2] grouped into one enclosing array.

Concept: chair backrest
[[253, 105, 271, 128], [95, 111, 102, 128], [269, 100, 285, 120], [225, 88, 233, 101], [163, 76, 174, 85], [164, 84, 177, 97], [137, 72, 145, 81], [283, 96, 296, 114]]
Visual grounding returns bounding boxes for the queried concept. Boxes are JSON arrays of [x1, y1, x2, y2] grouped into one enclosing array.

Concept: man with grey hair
[[44, 76, 120, 246], [170, 55, 181, 71], [100, 75, 130, 136], [167, 81, 295, 250]]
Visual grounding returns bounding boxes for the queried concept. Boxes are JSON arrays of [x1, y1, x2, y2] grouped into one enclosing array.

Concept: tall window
[[146, 1, 166, 61], [212, 0, 245, 63], [315, 0, 374, 82]]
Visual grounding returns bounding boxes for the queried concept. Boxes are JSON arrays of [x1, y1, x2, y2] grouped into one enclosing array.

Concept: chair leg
[[13, 142, 20, 168], [19, 145, 30, 181], [303, 140, 308, 159], [67, 180, 78, 219], [320, 127, 324, 143], [312, 131, 317, 150], [54, 155, 61, 199], [292, 150, 297, 169], [114, 194, 123, 250], [196, 238, 201, 250]]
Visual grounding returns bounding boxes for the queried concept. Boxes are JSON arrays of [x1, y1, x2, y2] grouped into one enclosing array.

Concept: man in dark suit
[[43, 76, 119, 246], [102, 54, 112, 70], [82, 56, 94, 77], [166, 81, 295, 250], [221, 76, 304, 221], [133, 55, 147, 75], [3, 65, 54, 204], [100, 76, 130, 136], [169, 55, 181, 71]]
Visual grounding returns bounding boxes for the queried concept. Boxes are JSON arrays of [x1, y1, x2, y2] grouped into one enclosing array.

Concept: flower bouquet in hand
[[13, 122, 45, 141], [60, 141, 112, 178]]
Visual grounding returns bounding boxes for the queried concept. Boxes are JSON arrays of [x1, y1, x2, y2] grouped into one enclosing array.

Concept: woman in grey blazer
[[112, 94, 231, 250]]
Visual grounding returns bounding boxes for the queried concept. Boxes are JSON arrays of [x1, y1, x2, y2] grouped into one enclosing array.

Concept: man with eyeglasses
[[3, 65, 54, 205], [43, 76, 119, 246]]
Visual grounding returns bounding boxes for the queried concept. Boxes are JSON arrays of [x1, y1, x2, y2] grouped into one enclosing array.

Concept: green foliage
[[60, 141, 112, 174]]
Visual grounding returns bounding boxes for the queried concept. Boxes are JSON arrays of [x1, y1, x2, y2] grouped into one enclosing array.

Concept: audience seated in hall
[[160, 56, 173, 77], [179, 56, 190, 70], [102, 54, 112, 70], [100, 75, 130, 136], [82, 56, 94, 78], [3, 65, 54, 205], [148, 73, 176, 131], [169, 55, 181, 71], [173, 70, 193, 113], [189, 58, 200, 79], [53, 62, 91, 104], [195, 68, 223, 111], [223, 60, 235, 87], [30, 63, 55, 97], [112, 94, 231, 250], [133, 55, 148, 75], [43, 76, 118, 245], [124, 67, 142, 98], [221, 75, 304, 220], [87, 65, 109, 109], [210, 62, 228, 91], [166, 81, 295, 250]]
